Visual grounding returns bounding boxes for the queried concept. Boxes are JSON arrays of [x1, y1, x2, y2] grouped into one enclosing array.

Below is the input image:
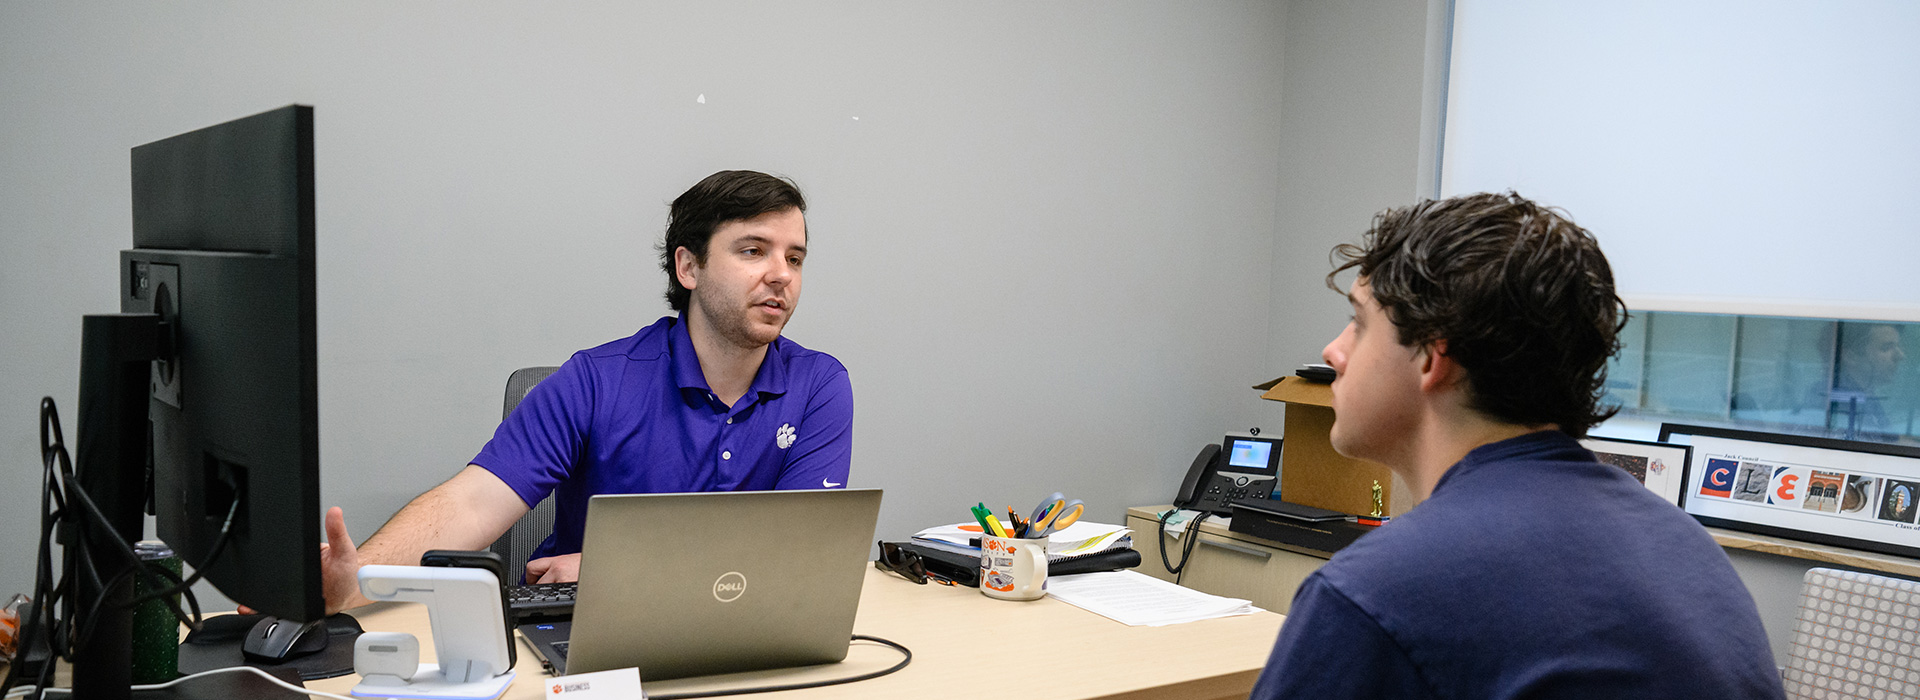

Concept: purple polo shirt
[[472, 315, 853, 566]]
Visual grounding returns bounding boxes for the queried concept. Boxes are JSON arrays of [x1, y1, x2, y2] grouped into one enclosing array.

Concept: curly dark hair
[[1326, 192, 1627, 437], [656, 170, 807, 311]]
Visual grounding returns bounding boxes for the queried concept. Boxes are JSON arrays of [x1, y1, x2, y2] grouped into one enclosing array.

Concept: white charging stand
[[350, 565, 518, 699]]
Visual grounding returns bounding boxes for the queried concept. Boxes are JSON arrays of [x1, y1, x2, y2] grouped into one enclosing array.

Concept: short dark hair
[[656, 170, 807, 311], [1326, 192, 1627, 436]]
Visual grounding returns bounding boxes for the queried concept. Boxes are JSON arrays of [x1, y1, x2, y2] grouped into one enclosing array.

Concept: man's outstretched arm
[[320, 465, 531, 613]]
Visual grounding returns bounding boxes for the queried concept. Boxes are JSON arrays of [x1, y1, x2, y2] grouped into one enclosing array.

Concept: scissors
[[1028, 492, 1085, 538]]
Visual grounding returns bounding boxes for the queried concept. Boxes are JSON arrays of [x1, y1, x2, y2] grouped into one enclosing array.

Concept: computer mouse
[[240, 615, 330, 662]]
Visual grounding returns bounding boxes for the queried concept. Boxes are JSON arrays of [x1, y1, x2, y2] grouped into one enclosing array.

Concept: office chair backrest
[[1781, 567, 1920, 699], [491, 366, 561, 585], [503, 366, 560, 418]]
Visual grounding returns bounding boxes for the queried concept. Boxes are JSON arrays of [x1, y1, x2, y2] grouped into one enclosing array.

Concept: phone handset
[[1174, 444, 1222, 509], [1165, 443, 1223, 577]]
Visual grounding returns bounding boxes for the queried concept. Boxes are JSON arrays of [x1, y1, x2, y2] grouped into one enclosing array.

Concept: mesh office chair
[[1781, 567, 1920, 700], [488, 366, 560, 585]]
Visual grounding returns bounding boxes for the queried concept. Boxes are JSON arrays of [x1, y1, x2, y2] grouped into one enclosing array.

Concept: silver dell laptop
[[522, 489, 882, 681]]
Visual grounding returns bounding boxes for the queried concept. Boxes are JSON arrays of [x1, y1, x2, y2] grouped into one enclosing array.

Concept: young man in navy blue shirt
[[314, 171, 852, 613], [1251, 193, 1784, 698]]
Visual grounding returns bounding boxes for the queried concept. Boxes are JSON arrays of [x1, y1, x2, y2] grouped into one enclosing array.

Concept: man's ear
[[673, 247, 701, 291], [1417, 339, 1461, 394]]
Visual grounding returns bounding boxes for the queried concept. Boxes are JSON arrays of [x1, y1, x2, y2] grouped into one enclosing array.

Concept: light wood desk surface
[[310, 568, 1286, 700]]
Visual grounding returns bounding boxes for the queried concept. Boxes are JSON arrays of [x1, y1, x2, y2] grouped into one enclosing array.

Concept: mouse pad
[[179, 612, 362, 680]]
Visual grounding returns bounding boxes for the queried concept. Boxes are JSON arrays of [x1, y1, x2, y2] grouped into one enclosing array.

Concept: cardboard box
[[1259, 376, 1419, 516]]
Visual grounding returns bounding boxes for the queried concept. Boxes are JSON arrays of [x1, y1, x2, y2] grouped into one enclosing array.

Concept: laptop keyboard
[[508, 581, 577, 619]]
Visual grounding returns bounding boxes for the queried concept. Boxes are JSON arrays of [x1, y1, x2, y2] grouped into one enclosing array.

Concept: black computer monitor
[[124, 104, 325, 625], [36, 105, 344, 699]]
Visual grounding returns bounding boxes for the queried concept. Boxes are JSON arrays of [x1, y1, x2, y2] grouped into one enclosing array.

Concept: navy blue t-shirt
[[1251, 431, 1785, 699], [472, 315, 853, 564]]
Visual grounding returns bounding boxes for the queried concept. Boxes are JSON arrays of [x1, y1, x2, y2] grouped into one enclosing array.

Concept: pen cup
[[979, 535, 1048, 601]]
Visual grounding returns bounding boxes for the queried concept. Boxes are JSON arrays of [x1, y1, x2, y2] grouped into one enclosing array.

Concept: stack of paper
[[1045, 570, 1262, 626], [911, 521, 1131, 560]]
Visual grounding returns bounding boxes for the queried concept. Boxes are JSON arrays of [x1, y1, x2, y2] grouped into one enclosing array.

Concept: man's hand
[[238, 466, 531, 614], [235, 506, 369, 615], [319, 506, 373, 613], [524, 553, 582, 584]]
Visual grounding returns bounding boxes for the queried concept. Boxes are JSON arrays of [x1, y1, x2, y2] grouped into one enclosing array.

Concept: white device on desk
[[352, 564, 517, 699]]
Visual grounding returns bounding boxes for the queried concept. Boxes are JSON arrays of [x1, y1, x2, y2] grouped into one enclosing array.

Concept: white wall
[[0, 2, 1290, 608], [1443, 0, 1920, 322]]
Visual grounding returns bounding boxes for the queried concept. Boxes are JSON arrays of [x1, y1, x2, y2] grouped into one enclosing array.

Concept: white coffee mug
[[979, 535, 1048, 601]]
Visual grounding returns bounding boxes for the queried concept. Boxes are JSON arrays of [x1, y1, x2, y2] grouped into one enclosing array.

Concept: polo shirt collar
[[668, 314, 792, 404]]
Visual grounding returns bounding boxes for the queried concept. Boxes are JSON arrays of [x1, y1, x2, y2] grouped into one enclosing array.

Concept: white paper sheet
[[1045, 570, 1262, 626]]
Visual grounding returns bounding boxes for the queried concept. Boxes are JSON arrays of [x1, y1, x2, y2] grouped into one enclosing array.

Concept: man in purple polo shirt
[[312, 171, 852, 612]]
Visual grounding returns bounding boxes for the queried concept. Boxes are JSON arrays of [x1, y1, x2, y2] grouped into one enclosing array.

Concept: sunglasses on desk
[[874, 541, 957, 586]]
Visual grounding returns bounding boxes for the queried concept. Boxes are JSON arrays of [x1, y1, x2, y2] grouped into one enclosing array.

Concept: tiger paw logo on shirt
[[775, 423, 796, 449]]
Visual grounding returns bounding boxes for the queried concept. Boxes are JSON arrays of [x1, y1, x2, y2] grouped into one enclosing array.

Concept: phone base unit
[[1175, 435, 1282, 516], [1226, 499, 1374, 554]]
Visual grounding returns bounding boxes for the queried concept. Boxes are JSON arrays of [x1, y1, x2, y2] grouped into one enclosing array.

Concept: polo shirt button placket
[[722, 450, 731, 460]]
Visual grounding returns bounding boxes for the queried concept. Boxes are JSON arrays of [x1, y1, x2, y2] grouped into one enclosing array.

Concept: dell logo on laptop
[[712, 572, 747, 602]]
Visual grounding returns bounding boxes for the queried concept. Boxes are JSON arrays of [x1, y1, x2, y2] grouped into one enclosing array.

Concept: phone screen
[[1225, 439, 1272, 471]]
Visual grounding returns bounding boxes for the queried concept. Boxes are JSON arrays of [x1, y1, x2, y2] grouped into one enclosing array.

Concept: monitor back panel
[[564, 489, 881, 680]]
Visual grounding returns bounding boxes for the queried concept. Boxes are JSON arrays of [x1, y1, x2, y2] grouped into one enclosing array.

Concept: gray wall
[[0, 3, 1295, 608], [1727, 549, 1827, 667], [1265, 0, 1434, 392]]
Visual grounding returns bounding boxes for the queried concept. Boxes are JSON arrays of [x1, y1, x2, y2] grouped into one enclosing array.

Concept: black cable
[[124, 496, 236, 611], [1, 401, 67, 695], [133, 562, 201, 624], [11, 399, 71, 697], [1174, 513, 1207, 586], [51, 460, 206, 628], [1156, 509, 1210, 584], [70, 567, 139, 655], [644, 635, 913, 699], [3, 399, 209, 699]]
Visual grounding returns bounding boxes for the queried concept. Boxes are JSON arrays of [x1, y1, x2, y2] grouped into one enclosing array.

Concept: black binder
[[887, 541, 1141, 587]]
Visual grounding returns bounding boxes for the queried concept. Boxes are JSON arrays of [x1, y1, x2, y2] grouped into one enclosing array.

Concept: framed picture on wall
[[1659, 423, 1920, 560], [1580, 436, 1690, 507]]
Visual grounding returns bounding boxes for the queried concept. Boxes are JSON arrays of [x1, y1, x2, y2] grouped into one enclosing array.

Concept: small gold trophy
[[1370, 480, 1384, 519]]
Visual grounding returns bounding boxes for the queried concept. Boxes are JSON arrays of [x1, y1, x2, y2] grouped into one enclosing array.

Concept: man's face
[[1321, 279, 1427, 465], [677, 207, 807, 350], [1853, 325, 1908, 388]]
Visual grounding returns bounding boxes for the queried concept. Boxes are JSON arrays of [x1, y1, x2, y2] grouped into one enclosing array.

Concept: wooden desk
[[309, 568, 1286, 700], [1707, 527, 1920, 579]]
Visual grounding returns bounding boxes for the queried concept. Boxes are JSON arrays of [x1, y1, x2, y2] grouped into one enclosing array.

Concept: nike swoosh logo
[[823, 479, 842, 488]]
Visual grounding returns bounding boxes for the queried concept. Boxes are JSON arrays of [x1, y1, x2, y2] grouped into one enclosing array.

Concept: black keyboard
[[507, 581, 576, 620]]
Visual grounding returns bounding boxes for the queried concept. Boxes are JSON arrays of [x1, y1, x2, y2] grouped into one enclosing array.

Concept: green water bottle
[[131, 541, 182, 684]]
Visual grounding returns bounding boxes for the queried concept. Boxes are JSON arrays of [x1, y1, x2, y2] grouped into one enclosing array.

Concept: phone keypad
[[1205, 481, 1271, 505]]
